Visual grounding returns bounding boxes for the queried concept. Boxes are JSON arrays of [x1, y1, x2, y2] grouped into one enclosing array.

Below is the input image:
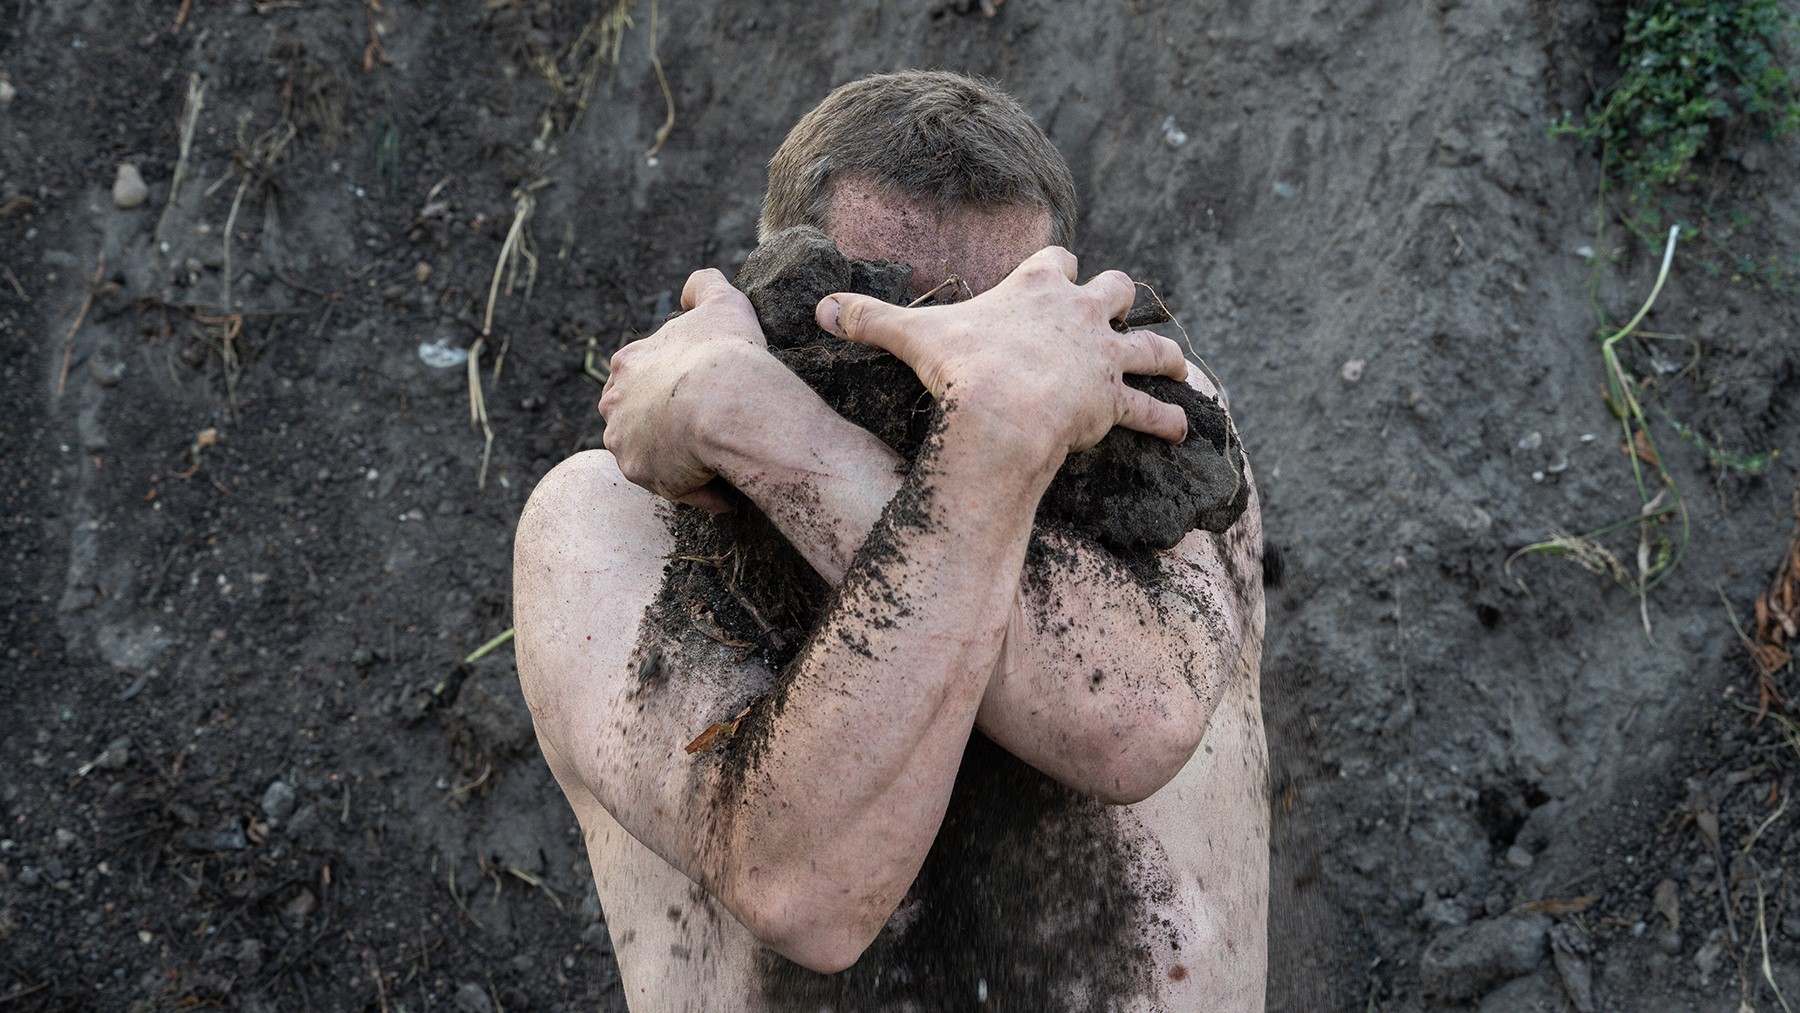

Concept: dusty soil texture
[[3, 1, 1799, 1011]]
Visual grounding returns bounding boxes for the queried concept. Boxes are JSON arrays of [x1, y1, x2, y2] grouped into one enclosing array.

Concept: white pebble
[[0, 80, 16, 104], [1339, 358, 1366, 383], [112, 163, 149, 209]]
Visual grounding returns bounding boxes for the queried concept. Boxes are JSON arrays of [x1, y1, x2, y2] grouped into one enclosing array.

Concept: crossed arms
[[513, 249, 1254, 972]]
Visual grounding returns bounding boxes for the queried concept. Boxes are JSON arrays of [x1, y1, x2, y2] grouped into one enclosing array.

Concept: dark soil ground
[[3, 2, 1799, 1011]]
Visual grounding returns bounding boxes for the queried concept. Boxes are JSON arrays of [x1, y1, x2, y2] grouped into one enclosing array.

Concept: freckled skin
[[513, 192, 1270, 1011]]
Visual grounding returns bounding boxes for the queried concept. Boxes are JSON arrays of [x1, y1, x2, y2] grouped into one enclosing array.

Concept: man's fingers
[[1116, 386, 1189, 445], [817, 293, 917, 357], [680, 268, 733, 311], [1087, 269, 1138, 321], [676, 479, 735, 515], [1019, 245, 1080, 282], [1118, 330, 1190, 381]]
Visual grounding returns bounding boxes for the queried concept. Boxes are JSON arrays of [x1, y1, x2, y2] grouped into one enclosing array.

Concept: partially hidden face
[[823, 175, 1054, 300]]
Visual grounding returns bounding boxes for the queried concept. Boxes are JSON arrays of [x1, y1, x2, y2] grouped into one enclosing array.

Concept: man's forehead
[[823, 177, 1052, 296]]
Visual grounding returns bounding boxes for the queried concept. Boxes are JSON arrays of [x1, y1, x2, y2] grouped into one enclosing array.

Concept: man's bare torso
[[531, 451, 1268, 1012]]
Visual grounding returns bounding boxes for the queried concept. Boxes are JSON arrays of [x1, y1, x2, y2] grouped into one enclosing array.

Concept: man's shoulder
[[519, 451, 669, 556], [514, 451, 672, 664]]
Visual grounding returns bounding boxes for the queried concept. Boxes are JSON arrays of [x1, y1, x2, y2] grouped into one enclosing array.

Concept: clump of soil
[[735, 225, 1250, 556]]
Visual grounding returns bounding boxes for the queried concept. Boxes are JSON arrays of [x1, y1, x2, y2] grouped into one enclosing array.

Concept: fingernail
[[818, 297, 840, 335]]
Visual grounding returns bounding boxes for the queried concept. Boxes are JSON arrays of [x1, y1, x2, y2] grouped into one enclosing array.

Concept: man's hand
[[599, 269, 773, 512], [816, 247, 1191, 461]]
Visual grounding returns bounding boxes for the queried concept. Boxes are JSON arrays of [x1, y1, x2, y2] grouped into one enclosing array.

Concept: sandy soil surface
[[3, 1, 1798, 1010]]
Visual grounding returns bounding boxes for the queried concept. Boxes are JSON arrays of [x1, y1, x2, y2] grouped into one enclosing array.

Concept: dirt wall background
[[3, 1, 1798, 1010]]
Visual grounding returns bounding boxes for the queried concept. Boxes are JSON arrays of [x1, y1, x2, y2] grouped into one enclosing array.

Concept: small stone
[[413, 261, 432, 284], [453, 982, 495, 1013], [95, 736, 132, 771], [112, 163, 149, 210], [1503, 844, 1534, 870], [17, 866, 40, 887], [260, 780, 296, 824], [88, 355, 126, 387], [235, 938, 264, 976], [53, 828, 77, 850], [283, 888, 317, 924], [283, 802, 320, 841], [1693, 929, 1725, 978], [1420, 913, 1551, 1001], [1340, 359, 1366, 383], [0, 79, 15, 104]]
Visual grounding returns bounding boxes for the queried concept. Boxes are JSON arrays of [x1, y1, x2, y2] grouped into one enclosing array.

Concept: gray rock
[[454, 982, 495, 1013], [282, 887, 317, 926], [94, 736, 132, 771], [1420, 913, 1551, 1001], [1550, 923, 1597, 1013], [284, 802, 321, 841], [112, 163, 149, 209], [260, 780, 297, 824], [180, 820, 247, 853]]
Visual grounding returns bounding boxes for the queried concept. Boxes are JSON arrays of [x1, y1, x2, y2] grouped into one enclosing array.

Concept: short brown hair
[[759, 70, 1077, 248]]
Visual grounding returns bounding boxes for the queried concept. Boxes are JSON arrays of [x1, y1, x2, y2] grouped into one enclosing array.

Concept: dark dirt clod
[[735, 226, 1250, 556]]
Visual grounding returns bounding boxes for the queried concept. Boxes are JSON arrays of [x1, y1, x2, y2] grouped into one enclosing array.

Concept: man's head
[[760, 70, 1076, 298]]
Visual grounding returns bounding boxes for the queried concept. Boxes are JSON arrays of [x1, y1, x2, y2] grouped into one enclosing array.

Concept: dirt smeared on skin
[[754, 732, 1158, 1011]]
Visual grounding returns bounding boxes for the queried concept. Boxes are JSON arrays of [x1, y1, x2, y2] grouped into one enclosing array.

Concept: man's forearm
[[707, 377, 1230, 801], [719, 404, 1056, 971]]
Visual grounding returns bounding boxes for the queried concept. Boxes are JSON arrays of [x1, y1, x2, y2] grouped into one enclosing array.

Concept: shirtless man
[[513, 71, 1268, 1011]]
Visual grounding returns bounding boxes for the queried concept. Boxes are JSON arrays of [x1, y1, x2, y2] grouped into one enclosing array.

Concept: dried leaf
[[1653, 877, 1680, 931], [1696, 808, 1722, 855], [683, 705, 753, 756]]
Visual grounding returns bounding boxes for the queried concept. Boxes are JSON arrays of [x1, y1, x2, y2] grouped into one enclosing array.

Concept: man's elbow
[[732, 879, 890, 975], [1090, 704, 1206, 805]]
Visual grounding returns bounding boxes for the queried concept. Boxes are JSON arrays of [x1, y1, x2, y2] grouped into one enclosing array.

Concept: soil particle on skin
[[735, 226, 1250, 556]]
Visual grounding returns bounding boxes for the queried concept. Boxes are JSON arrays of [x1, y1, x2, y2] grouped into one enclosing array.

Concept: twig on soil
[[0, 981, 49, 1004], [362, 0, 388, 73], [2, 266, 25, 302], [361, 947, 391, 1013], [1756, 869, 1796, 1013], [469, 181, 548, 488], [644, 0, 675, 160], [55, 252, 106, 397], [445, 867, 484, 929], [448, 764, 491, 800], [1742, 789, 1789, 854], [502, 864, 567, 913], [1720, 584, 1788, 725], [461, 627, 515, 666], [155, 74, 205, 246]]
